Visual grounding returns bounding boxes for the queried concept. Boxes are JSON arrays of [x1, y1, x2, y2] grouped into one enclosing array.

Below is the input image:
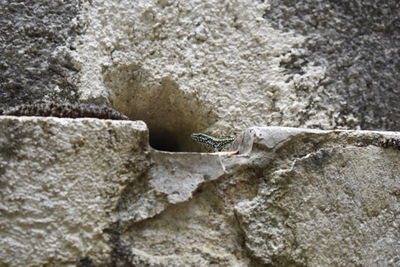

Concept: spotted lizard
[[1, 103, 239, 154], [191, 133, 235, 152]]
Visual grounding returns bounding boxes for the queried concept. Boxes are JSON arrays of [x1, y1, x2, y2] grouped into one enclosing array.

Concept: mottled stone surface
[[66, 0, 400, 152], [73, 0, 311, 149], [1, 117, 399, 266], [0, 0, 82, 107], [263, 0, 400, 130], [1, 0, 400, 266], [2, 0, 399, 150], [235, 127, 400, 266], [0, 116, 149, 266]]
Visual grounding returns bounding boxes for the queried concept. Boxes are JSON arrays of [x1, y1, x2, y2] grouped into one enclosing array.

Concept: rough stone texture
[[116, 150, 227, 225], [71, 0, 314, 151], [263, 0, 400, 130], [69, 0, 400, 153], [1, 117, 399, 266], [1, 0, 400, 266], [2, 0, 399, 150], [0, 0, 82, 108], [235, 127, 400, 266], [0, 117, 149, 266]]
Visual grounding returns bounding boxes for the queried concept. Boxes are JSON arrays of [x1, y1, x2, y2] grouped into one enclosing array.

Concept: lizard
[[191, 133, 235, 152], [1, 102, 239, 154]]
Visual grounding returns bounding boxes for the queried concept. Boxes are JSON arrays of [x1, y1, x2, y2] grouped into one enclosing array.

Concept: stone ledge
[[0, 116, 149, 266], [1, 117, 399, 266]]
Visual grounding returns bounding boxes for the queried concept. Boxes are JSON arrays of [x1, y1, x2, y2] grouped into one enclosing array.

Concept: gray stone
[[263, 0, 400, 130], [1, 117, 399, 266], [70, 0, 400, 146], [2, 0, 399, 150], [1, 0, 400, 266], [0, 116, 149, 266], [116, 150, 226, 225], [0, 0, 82, 107], [235, 127, 400, 266]]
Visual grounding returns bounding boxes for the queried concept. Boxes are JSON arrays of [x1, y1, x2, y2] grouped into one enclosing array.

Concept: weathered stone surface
[[263, 0, 400, 130], [1, 0, 400, 265], [73, 0, 312, 147], [0, 0, 81, 107], [0, 116, 149, 266], [116, 150, 226, 225], [2, 0, 399, 150], [1, 118, 399, 266], [70, 0, 400, 152], [235, 128, 400, 266]]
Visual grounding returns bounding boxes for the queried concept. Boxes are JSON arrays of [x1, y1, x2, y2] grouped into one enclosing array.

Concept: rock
[[2, 0, 399, 150], [234, 127, 400, 266], [72, 0, 400, 139], [0, 116, 149, 266], [1, 0, 400, 265], [116, 150, 226, 225], [1, 117, 399, 266], [263, 0, 400, 130], [0, 0, 81, 107]]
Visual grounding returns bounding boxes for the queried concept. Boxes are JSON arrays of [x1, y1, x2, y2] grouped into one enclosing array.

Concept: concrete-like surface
[[1, 117, 399, 266]]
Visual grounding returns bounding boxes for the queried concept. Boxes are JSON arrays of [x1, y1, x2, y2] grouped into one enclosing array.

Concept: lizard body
[[191, 133, 234, 152]]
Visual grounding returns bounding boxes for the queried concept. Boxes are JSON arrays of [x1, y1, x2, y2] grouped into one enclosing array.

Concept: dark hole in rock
[[149, 127, 180, 152], [104, 63, 218, 152]]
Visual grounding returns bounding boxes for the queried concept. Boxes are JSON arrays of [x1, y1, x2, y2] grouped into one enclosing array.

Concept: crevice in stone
[[106, 221, 137, 267], [104, 63, 218, 152], [148, 126, 180, 152]]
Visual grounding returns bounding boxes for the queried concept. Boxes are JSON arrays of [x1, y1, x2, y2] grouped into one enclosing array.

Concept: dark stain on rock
[[263, 0, 400, 130]]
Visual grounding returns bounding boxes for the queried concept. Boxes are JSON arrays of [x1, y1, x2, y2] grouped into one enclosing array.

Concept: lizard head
[[190, 133, 209, 142]]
